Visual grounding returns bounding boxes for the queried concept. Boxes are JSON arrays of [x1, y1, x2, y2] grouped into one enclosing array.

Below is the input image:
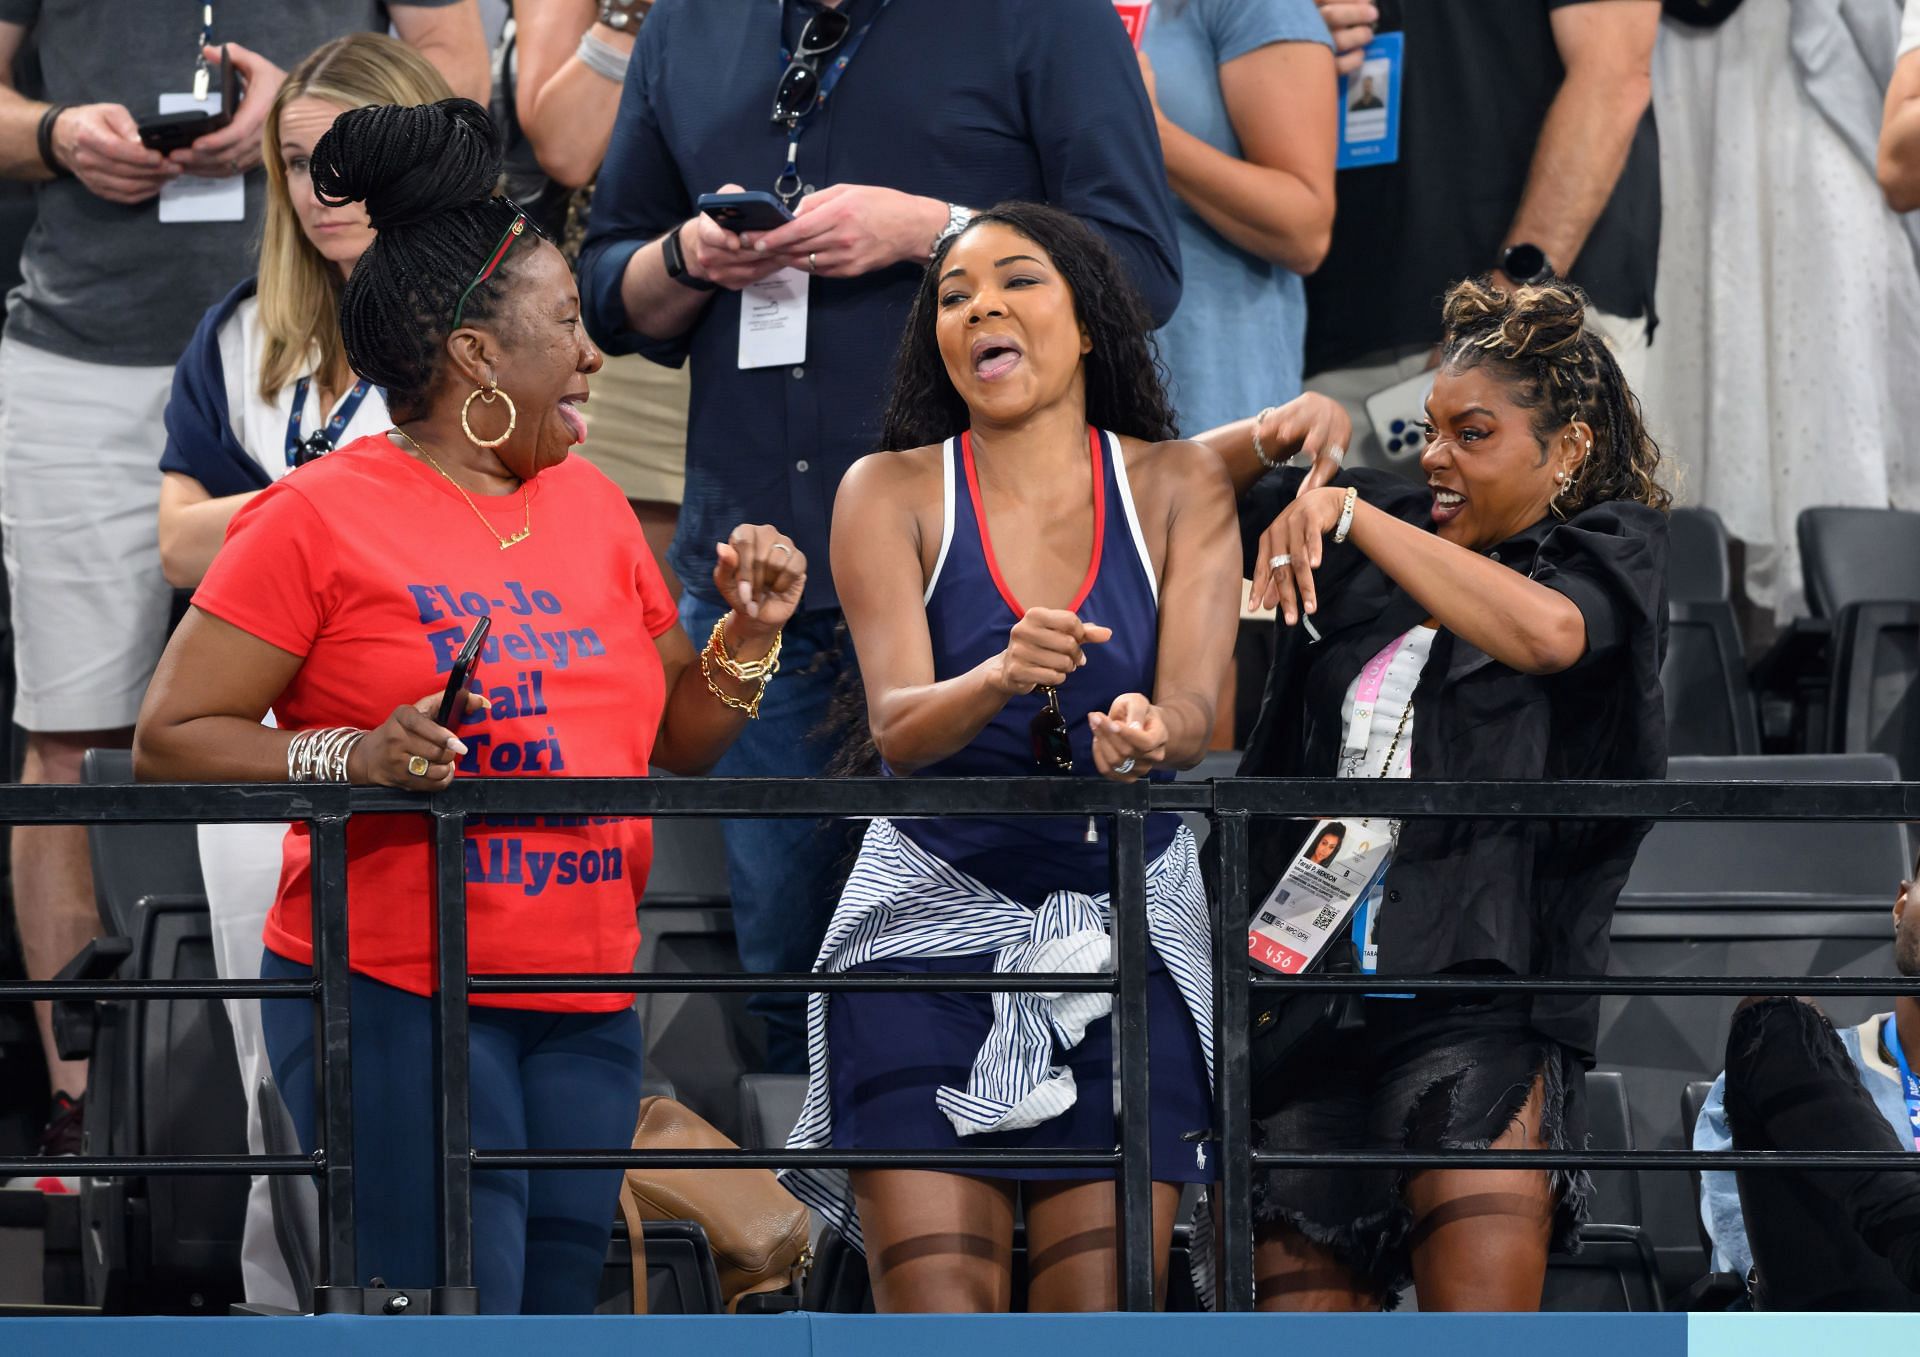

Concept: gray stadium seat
[[1542, 1071, 1663, 1312], [1662, 602, 1760, 756], [1798, 507, 1920, 618], [1601, 752, 1908, 1291], [1826, 602, 1920, 782], [75, 749, 244, 1315], [634, 804, 752, 1137], [738, 1074, 808, 1151], [1668, 508, 1733, 606]]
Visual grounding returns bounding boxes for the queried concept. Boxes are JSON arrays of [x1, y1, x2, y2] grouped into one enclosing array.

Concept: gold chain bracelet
[[701, 615, 783, 718]]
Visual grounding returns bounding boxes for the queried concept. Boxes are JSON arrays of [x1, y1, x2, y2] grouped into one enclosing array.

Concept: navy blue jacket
[[160, 279, 272, 499]]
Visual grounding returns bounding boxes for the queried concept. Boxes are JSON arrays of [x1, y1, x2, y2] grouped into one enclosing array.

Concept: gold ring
[[407, 755, 430, 778]]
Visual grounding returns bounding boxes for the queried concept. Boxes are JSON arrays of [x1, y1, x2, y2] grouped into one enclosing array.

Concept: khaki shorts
[[0, 338, 173, 732], [578, 353, 690, 506]]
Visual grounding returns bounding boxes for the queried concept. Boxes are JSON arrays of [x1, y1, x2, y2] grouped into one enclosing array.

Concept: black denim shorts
[[1250, 995, 1591, 1303]]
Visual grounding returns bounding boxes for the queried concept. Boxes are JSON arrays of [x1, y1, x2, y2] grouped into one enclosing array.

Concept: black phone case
[[136, 47, 238, 153]]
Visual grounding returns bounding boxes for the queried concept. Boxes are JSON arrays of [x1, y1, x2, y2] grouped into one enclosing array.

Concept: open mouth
[[970, 335, 1024, 382], [557, 394, 588, 445], [1430, 484, 1467, 526]]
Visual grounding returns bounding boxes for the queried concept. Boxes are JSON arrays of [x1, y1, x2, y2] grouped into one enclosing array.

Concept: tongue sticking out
[[557, 401, 588, 445], [975, 348, 1022, 382]]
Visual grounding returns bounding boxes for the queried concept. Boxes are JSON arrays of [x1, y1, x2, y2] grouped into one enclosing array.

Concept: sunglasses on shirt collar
[[771, 8, 852, 124]]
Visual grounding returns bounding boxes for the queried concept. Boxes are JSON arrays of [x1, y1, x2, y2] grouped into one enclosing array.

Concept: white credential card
[[156, 92, 244, 224], [737, 268, 809, 369]]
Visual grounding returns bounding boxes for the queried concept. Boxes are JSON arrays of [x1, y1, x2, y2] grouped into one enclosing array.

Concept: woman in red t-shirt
[[133, 99, 806, 1314]]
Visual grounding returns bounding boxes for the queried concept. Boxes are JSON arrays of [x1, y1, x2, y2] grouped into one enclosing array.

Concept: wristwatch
[[1499, 242, 1554, 287], [931, 202, 974, 259], [661, 222, 718, 292], [598, 0, 652, 32]]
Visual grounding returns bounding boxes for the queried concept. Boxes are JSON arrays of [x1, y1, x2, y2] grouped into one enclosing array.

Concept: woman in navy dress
[[784, 203, 1242, 1311]]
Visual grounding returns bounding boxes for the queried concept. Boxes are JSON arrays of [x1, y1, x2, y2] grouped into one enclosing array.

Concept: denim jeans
[[678, 595, 853, 1072], [260, 951, 644, 1313]]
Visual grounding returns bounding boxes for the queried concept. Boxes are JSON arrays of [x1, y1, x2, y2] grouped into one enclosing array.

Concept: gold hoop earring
[[461, 385, 517, 450]]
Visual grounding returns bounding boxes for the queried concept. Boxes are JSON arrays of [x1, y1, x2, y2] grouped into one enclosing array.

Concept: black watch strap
[[1500, 242, 1553, 287], [661, 224, 718, 292]]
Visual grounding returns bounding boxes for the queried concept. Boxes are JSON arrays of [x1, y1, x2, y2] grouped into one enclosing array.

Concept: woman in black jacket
[[1197, 278, 1670, 1311]]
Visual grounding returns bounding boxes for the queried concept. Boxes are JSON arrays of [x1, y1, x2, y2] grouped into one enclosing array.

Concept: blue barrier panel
[[1689, 1313, 1920, 1355], [1, 1313, 1692, 1357]]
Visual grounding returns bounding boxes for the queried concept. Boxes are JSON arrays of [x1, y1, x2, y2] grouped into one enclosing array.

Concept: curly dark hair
[[877, 202, 1178, 451], [1439, 276, 1671, 517], [309, 98, 548, 421]]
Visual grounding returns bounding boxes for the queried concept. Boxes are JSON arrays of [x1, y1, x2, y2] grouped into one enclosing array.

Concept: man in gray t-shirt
[[0, 0, 486, 1178]]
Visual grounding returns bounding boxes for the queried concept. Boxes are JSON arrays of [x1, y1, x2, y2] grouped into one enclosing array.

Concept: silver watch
[[932, 202, 974, 258]]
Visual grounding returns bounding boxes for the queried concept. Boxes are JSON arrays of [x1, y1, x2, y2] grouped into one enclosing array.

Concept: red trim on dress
[[960, 426, 1106, 621]]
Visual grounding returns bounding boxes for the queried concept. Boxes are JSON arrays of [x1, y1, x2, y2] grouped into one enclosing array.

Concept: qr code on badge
[[1311, 904, 1339, 931]]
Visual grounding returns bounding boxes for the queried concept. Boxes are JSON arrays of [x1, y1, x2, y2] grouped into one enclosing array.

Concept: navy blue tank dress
[[826, 428, 1213, 1183]]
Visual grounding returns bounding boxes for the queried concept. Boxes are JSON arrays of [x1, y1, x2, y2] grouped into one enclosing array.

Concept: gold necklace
[[392, 426, 531, 550]]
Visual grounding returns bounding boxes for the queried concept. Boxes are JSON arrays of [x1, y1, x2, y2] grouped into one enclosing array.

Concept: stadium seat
[[74, 750, 245, 1315], [1662, 602, 1760, 756], [1825, 602, 1920, 782], [597, 1218, 725, 1315], [1601, 752, 1907, 1292], [737, 1074, 807, 1152], [1798, 507, 1920, 618], [1542, 1071, 1663, 1312], [1668, 508, 1733, 606]]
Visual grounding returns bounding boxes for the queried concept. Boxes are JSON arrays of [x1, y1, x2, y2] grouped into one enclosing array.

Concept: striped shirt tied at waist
[[782, 816, 1215, 1253]]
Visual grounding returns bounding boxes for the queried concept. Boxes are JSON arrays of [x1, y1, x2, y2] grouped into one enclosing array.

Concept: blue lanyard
[[773, 0, 893, 207], [1884, 1014, 1920, 1152], [286, 374, 373, 468]]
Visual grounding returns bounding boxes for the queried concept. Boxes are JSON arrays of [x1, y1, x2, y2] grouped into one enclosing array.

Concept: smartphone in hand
[[695, 190, 795, 235], [435, 616, 491, 730], [136, 46, 239, 153]]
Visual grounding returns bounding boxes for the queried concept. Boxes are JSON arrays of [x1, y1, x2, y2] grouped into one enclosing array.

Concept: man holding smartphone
[[0, 0, 488, 1184], [579, 0, 1181, 1074]]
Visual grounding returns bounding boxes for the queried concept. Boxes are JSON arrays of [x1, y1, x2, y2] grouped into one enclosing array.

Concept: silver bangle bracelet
[[577, 29, 632, 84], [286, 727, 366, 783], [1250, 406, 1282, 470]]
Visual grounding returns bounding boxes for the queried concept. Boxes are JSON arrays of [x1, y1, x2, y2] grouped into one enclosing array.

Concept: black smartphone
[[435, 616, 491, 730], [695, 190, 795, 235], [136, 46, 238, 153]]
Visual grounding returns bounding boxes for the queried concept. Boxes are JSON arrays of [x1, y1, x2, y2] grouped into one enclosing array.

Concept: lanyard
[[1884, 1014, 1920, 1153], [773, 0, 893, 208], [192, 4, 214, 101], [286, 375, 373, 468]]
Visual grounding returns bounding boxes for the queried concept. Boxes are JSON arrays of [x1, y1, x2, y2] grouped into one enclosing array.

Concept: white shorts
[[0, 338, 175, 732]]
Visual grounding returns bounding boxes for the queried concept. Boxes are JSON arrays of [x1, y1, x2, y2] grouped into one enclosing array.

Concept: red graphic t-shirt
[[192, 435, 679, 1012]]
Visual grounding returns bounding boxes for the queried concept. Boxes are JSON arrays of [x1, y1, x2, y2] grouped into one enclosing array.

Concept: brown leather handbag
[[618, 1095, 812, 1313]]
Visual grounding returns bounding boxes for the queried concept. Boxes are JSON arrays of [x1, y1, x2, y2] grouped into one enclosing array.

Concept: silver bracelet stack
[[577, 29, 632, 83], [286, 727, 365, 783], [1250, 406, 1283, 470]]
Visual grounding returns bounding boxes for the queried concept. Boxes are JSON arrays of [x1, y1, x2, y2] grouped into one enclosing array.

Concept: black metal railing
[[1, 776, 1918, 1315]]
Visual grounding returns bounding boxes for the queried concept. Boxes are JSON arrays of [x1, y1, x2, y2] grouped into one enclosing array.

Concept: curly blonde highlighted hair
[[1440, 277, 1670, 517]]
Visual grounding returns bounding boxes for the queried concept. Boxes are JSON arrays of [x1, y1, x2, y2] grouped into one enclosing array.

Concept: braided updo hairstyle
[[1439, 277, 1670, 516], [309, 98, 538, 420]]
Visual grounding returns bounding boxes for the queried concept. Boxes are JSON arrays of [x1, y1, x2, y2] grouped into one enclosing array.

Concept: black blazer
[[1236, 468, 1669, 1059]]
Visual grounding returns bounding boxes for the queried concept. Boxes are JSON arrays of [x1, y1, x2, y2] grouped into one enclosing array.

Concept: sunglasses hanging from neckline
[[771, 9, 852, 125]]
